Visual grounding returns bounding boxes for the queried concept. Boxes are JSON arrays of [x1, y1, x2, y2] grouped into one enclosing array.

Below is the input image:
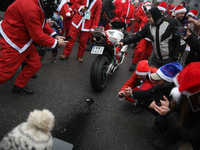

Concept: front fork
[[105, 45, 128, 75]]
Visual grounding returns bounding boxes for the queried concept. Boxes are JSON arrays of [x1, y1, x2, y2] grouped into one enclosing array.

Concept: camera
[[153, 89, 161, 106], [51, 17, 60, 30], [174, 26, 186, 37]]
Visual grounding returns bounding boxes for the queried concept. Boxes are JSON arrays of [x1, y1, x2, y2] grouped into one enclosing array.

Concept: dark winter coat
[[121, 15, 186, 61], [164, 99, 200, 150], [184, 33, 200, 65]]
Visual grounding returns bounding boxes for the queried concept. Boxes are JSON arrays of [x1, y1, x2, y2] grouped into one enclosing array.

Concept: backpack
[[0, 0, 15, 12], [100, 0, 115, 27]]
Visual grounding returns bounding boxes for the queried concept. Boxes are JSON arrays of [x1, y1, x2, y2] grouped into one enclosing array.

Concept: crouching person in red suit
[[118, 60, 157, 114], [0, 0, 68, 94], [60, 0, 102, 63]]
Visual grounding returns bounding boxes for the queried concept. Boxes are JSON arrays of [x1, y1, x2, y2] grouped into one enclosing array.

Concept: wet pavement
[[0, 42, 180, 150]]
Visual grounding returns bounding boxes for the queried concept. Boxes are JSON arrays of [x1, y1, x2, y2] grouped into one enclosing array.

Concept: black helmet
[[40, 0, 61, 18]]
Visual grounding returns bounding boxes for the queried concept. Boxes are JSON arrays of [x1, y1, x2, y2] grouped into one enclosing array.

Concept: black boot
[[153, 137, 173, 149], [12, 85, 34, 94], [52, 53, 56, 63], [32, 74, 37, 78], [129, 63, 136, 71], [132, 53, 135, 58]]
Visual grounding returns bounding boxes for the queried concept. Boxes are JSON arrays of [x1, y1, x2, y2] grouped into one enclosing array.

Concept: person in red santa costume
[[120, 0, 135, 32], [104, 0, 123, 31], [134, 1, 151, 34], [60, 0, 102, 63], [165, 3, 176, 18], [0, 0, 68, 94], [118, 60, 157, 114], [61, 0, 76, 38]]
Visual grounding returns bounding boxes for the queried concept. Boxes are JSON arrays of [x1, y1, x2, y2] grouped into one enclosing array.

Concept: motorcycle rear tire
[[90, 55, 109, 92]]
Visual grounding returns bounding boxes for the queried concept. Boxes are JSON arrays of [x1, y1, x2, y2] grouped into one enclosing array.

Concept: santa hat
[[167, 3, 176, 12], [187, 9, 198, 17], [172, 62, 200, 97], [172, 5, 187, 16], [158, 1, 167, 12], [133, 0, 139, 4], [56, 0, 71, 18], [180, 2, 188, 6], [150, 62, 183, 82], [0, 109, 55, 150], [144, 1, 151, 6], [136, 60, 149, 76]]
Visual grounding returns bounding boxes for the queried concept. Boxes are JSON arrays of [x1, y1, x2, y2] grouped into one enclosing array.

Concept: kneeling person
[[118, 60, 157, 114]]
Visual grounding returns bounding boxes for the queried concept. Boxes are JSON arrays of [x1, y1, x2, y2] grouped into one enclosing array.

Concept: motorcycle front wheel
[[90, 55, 109, 92]]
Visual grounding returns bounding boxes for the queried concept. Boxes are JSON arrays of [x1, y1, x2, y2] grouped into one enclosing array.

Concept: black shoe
[[52, 58, 56, 63], [129, 63, 136, 71], [12, 85, 34, 94], [32, 74, 37, 78], [52, 53, 56, 63], [132, 105, 144, 114], [86, 46, 92, 51], [153, 137, 173, 149]]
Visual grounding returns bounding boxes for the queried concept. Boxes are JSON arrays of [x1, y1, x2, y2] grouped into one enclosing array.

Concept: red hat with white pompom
[[136, 60, 149, 76], [187, 9, 198, 17], [144, 1, 151, 6], [172, 5, 186, 16], [171, 62, 200, 102], [133, 0, 139, 4], [158, 1, 167, 12]]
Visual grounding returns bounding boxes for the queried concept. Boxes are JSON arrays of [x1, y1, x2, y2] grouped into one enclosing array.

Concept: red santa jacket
[[72, 0, 102, 32], [65, 0, 76, 18], [57, 0, 71, 19], [120, 67, 157, 91], [112, 0, 123, 21], [134, 7, 146, 33], [121, 1, 135, 24], [0, 0, 57, 54]]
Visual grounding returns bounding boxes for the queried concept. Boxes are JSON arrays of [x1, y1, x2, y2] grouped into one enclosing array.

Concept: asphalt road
[[0, 42, 180, 150]]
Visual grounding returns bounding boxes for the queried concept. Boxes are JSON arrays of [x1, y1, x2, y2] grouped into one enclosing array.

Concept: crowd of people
[[0, 0, 200, 149]]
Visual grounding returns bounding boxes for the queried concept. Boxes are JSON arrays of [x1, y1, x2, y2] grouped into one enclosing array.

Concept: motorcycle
[[90, 21, 129, 92]]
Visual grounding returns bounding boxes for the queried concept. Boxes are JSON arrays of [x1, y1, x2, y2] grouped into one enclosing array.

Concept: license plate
[[91, 46, 104, 54]]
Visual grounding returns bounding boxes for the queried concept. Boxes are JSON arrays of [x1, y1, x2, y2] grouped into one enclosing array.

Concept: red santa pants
[[0, 38, 41, 88], [125, 82, 153, 102], [63, 17, 73, 38], [63, 25, 90, 58], [132, 39, 153, 64]]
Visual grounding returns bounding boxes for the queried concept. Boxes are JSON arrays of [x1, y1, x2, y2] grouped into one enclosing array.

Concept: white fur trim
[[170, 8, 176, 12], [174, 8, 186, 16], [136, 71, 149, 76], [173, 74, 180, 87], [56, 0, 66, 12], [144, 2, 151, 6], [157, 69, 174, 82], [66, 12, 71, 17], [158, 6, 166, 12], [187, 12, 195, 17], [170, 87, 181, 103]]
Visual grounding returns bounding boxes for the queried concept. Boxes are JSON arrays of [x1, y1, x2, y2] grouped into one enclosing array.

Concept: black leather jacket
[[121, 17, 186, 61]]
